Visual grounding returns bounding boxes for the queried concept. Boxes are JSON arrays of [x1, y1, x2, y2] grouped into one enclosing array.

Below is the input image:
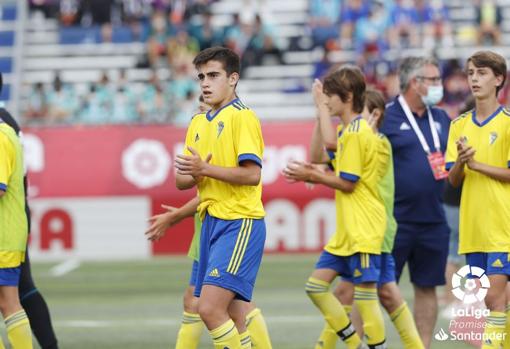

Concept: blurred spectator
[[188, 10, 223, 51], [29, 0, 60, 19], [138, 72, 169, 123], [312, 46, 333, 81], [167, 30, 200, 71], [119, 0, 154, 41], [416, 0, 453, 48], [183, 0, 212, 22], [242, 14, 282, 68], [59, 0, 81, 26], [111, 86, 139, 123], [308, 0, 341, 47], [354, 0, 389, 54], [47, 74, 78, 124], [476, 0, 502, 45], [167, 64, 197, 102], [441, 60, 470, 117], [388, 0, 420, 48], [173, 90, 201, 126], [84, 0, 114, 42], [223, 14, 253, 56], [79, 83, 110, 124], [339, 0, 370, 49], [24, 82, 48, 123], [147, 11, 171, 67]]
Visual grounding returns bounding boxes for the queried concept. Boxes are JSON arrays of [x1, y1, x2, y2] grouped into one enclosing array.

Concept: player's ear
[[229, 72, 240, 87], [495, 74, 504, 88]]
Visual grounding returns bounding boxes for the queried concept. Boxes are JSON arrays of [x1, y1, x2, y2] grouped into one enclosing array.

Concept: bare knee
[[0, 287, 21, 318], [183, 287, 199, 313], [378, 283, 402, 313], [198, 300, 221, 325], [333, 282, 354, 304]]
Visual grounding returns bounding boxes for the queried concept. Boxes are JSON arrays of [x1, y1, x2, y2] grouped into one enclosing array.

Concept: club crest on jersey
[[195, 133, 200, 142], [217, 121, 225, 138], [489, 132, 498, 145]]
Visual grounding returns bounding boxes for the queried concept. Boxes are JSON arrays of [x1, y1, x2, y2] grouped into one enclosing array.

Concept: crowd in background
[[23, 0, 508, 125]]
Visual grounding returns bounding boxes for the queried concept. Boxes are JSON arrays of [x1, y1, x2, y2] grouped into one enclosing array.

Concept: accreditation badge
[[427, 151, 448, 180]]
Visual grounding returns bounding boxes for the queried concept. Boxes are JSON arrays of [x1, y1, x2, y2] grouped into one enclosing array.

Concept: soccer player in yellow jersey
[[284, 66, 387, 349], [309, 87, 423, 349], [0, 120, 33, 349], [175, 47, 266, 349], [446, 50, 510, 349]]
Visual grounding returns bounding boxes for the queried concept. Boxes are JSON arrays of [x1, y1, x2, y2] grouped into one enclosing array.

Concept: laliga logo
[[452, 265, 490, 304]]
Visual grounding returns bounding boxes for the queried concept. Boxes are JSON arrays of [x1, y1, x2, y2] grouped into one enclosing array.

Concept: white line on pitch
[[49, 259, 81, 277]]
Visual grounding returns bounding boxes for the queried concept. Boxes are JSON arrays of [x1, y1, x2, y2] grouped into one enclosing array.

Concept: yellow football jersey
[[0, 123, 27, 267], [325, 117, 387, 256], [183, 99, 265, 220], [445, 106, 510, 254]]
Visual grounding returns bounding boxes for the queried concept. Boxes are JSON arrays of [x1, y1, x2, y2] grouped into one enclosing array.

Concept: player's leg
[[175, 261, 203, 349], [199, 285, 241, 349], [313, 279, 358, 349], [470, 253, 508, 349], [0, 266, 32, 348], [244, 301, 272, 349], [351, 253, 386, 349], [377, 253, 423, 349], [502, 282, 510, 349], [306, 251, 364, 349], [197, 216, 266, 349], [408, 223, 449, 349], [18, 251, 58, 349]]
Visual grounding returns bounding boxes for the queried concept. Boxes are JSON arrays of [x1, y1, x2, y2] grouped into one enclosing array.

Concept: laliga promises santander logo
[[451, 265, 490, 304]]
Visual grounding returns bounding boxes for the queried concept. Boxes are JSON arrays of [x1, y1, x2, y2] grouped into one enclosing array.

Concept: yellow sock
[[389, 302, 424, 349], [482, 311, 506, 349], [503, 304, 510, 349], [246, 308, 272, 349], [209, 319, 241, 349], [5, 310, 32, 349], [240, 331, 251, 349], [354, 286, 385, 347], [315, 322, 337, 349], [175, 312, 204, 349], [306, 277, 362, 349]]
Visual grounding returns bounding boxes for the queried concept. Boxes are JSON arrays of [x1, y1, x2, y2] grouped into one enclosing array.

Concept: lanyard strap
[[398, 95, 441, 154]]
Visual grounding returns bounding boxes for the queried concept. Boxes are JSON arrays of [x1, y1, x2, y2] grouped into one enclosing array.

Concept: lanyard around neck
[[398, 95, 441, 154]]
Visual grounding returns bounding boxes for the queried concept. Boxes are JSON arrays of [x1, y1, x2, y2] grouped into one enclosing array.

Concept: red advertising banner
[[24, 122, 335, 257]]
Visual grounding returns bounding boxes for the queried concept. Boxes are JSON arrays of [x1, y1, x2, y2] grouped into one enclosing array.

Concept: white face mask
[[421, 85, 444, 106]]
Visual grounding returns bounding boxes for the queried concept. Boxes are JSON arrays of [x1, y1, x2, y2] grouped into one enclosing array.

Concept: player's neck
[[210, 93, 237, 113], [402, 91, 426, 117], [475, 95, 500, 122], [340, 108, 359, 125]]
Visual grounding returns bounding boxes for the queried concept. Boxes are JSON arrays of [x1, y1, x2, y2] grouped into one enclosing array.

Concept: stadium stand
[[15, 0, 510, 125]]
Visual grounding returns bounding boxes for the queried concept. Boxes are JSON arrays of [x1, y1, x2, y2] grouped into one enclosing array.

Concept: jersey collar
[[472, 105, 502, 127], [206, 98, 239, 121]]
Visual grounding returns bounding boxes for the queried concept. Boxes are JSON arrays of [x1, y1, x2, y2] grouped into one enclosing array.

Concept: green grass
[[27, 255, 468, 348]]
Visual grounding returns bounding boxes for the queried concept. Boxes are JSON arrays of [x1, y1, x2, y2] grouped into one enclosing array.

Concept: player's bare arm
[[177, 146, 261, 186], [467, 160, 510, 183], [448, 139, 472, 187], [283, 160, 355, 193], [145, 196, 200, 241], [309, 121, 331, 164], [175, 150, 212, 190], [312, 79, 337, 151]]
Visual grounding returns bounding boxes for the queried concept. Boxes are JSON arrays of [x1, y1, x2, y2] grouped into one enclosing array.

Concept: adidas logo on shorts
[[209, 268, 220, 277]]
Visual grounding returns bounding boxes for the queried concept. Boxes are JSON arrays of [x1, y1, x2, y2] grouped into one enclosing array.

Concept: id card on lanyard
[[398, 95, 448, 180]]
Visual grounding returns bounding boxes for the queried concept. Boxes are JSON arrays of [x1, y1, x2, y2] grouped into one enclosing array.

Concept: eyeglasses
[[417, 76, 442, 83]]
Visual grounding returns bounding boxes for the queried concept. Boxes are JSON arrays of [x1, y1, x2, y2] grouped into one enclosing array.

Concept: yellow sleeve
[[507, 125, 510, 168], [337, 130, 363, 182], [0, 133, 14, 191], [183, 117, 197, 156], [445, 119, 460, 171], [234, 110, 264, 167]]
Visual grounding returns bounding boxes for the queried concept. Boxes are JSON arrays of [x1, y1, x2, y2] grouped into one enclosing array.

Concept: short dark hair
[[192, 46, 240, 77], [323, 65, 366, 113], [467, 51, 507, 95]]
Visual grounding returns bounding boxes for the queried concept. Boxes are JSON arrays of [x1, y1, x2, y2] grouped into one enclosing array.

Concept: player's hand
[[145, 204, 181, 241], [312, 79, 328, 109], [282, 160, 314, 183], [175, 147, 212, 178], [457, 142, 476, 165]]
